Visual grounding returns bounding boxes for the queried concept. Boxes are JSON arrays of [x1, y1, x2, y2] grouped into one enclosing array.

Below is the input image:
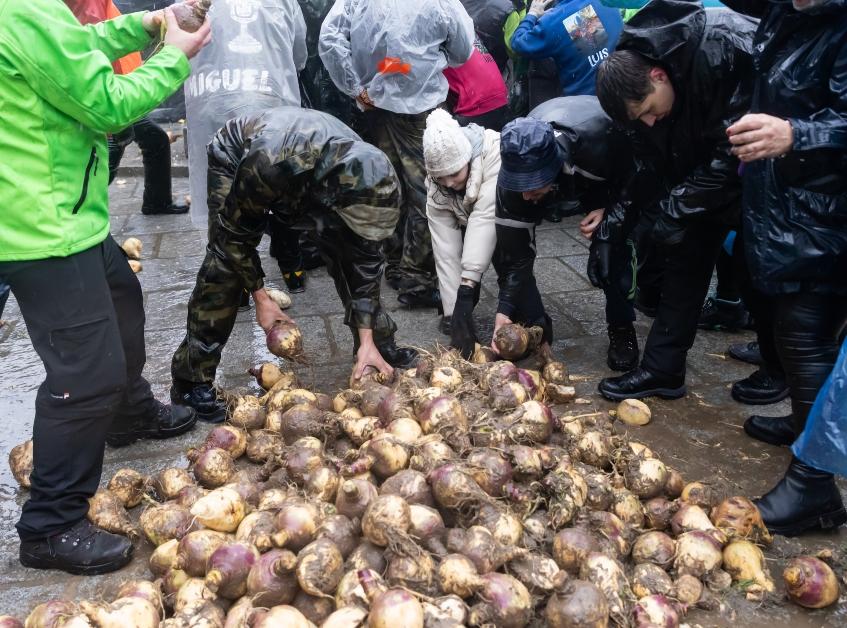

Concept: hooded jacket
[[318, 0, 476, 115], [724, 0, 847, 296], [613, 0, 756, 231], [0, 0, 189, 262], [205, 108, 400, 325]]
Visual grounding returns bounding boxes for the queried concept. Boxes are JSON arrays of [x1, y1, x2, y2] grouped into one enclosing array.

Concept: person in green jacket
[[0, 0, 210, 576]]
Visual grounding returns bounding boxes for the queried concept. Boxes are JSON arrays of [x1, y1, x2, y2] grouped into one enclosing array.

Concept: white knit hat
[[423, 109, 473, 178]]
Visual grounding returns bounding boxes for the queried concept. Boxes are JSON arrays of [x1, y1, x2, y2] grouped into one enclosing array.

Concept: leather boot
[[598, 367, 686, 401], [743, 414, 796, 446], [731, 368, 789, 405], [755, 458, 847, 537]]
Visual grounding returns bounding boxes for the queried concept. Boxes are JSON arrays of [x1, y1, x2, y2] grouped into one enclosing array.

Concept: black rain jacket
[[458, 0, 519, 68]]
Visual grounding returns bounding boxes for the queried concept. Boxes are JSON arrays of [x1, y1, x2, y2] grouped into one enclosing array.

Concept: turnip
[[149, 468, 195, 502], [114, 581, 163, 610], [644, 498, 678, 531], [488, 381, 528, 411], [296, 538, 344, 597], [615, 399, 651, 426], [479, 361, 518, 392], [428, 463, 489, 510], [546, 383, 577, 404], [586, 511, 632, 559], [284, 441, 325, 485], [121, 237, 143, 260], [0, 617, 22, 628], [493, 323, 543, 360], [705, 568, 732, 592], [174, 578, 220, 615], [437, 554, 482, 598], [408, 504, 446, 555], [317, 515, 358, 559], [335, 479, 378, 521], [173, 530, 229, 576], [248, 606, 316, 628], [584, 472, 614, 511], [710, 496, 772, 545], [265, 319, 305, 362], [611, 488, 644, 527], [508, 445, 543, 480], [471, 501, 524, 546], [140, 502, 194, 546], [304, 465, 340, 503], [163, 600, 226, 627], [294, 592, 340, 624], [87, 490, 138, 539], [234, 511, 275, 552], [552, 528, 600, 574], [631, 563, 674, 598], [580, 553, 634, 621], [360, 385, 392, 417], [190, 486, 247, 532], [245, 430, 281, 464], [783, 556, 840, 609], [503, 400, 554, 444], [516, 368, 544, 401], [472, 344, 497, 364], [278, 404, 334, 443], [625, 456, 668, 499], [673, 574, 703, 605], [430, 366, 462, 392], [467, 572, 532, 628], [24, 601, 77, 628], [192, 448, 235, 488], [386, 418, 422, 445], [335, 568, 382, 608], [545, 573, 609, 628], [205, 541, 259, 599], [416, 395, 467, 439], [673, 531, 723, 578], [632, 595, 679, 628], [360, 578, 424, 628], [128, 260, 142, 273], [341, 415, 380, 447], [272, 501, 320, 551], [248, 362, 291, 391], [508, 552, 560, 593], [379, 469, 433, 507], [361, 494, 412, 547], [632, 531, 675, 569], [159, 567, 189, 604], [150, 538, 179, 577], [224, 597, 253, 628], [670, 503, 719, 537], [446, 526, 525, 574], [664, 468, 684, 499], [576, 431, 612, 469], [107, 468, 146, 509], [722, 540, 774, 592], [542, 361, 570, 385], [544, 467, 588, 529], [377, 390, 414, 425], [200, 426, 248, 460], [321, 607, 367, 628], [343, 434, 409, 479], [267, 388, 318, 414], [386, 545, 436, 594], [265, 289, 292, 310], [680, 482, 715, 510], [257, 487, 293, 511], [465, 449, 513, 497], [229, 396, 266, 431], [78, 598, 159, 628]]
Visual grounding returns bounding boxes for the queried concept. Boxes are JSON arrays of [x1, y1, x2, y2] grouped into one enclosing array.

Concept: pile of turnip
[[5, 327, 843, 626]]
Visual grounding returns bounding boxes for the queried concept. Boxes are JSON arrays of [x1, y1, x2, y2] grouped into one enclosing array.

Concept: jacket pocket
[[71, 147, 98, 215]]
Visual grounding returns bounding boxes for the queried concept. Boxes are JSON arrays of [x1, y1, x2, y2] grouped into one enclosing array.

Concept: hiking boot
[[107, 400, 197, 447], [728, 341, 762, 366], [141, 200, 190, 215], [599, 367, 686, 401], [743, 414, 796, 447], [439, 316, 452, 336], [19, 519, 133, 576], [283, 270, 306, 294], [731, 368, 789, 405], [698, 297, 750, 331], [607, 324, 639, 372], [170, 383, 227, 423], [755, 458, 847, 537]]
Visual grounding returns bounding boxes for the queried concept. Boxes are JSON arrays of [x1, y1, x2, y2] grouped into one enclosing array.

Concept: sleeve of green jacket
[[0, 1, 190, 134]]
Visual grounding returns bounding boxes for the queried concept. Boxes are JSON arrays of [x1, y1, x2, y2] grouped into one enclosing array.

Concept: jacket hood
[[618, 0, 706, 86]]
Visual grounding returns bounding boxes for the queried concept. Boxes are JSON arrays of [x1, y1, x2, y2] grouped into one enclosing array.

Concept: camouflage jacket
[[206, 106, 400, 292]]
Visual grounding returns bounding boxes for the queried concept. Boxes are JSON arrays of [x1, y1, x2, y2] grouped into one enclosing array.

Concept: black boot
[[398, 288, 441, 309], [282, 270, 306, 294], [607, 324, 639, 372], [170, 383, 227, 424], [598, 367, 686, 401], [141, 200, 190, 215], [743, 414, 796, 446], [377, 338, 419, 370], [731, 368, 789, 405], [19, 519, 133, 576], [728, 341, 762, 366], [755, 458, 847, 537], [439, 316, 452, 336], [697, 297, 750, 331], [107, 400, 197, 447]]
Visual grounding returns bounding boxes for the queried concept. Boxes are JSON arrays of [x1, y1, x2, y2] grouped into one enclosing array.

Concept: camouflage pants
[[365, 109, 436, 296]]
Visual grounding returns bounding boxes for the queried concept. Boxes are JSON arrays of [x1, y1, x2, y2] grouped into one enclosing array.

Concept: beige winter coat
[[426, 127, 500, 317]]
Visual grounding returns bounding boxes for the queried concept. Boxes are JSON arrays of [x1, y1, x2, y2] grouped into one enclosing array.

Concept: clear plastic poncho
[[185, 0, 307, 226], [318, 0, 476, 115]]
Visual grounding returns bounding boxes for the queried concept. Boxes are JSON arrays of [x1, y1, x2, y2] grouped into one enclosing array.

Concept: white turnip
[[150, 538, 179, 577], [631, 531, 675, 569], [579, 553, 633, 622], [467, 572, 532, 628], [488, 381, 528, 411], [317, 515, 358, 559], [248, 362, 290, 390], [673, 531, 723, 578], [272, 501, 320, 551], [430, 366, 462, 392], [296, 538, 344, 597], [680, 482, 716, 510], [615, 399, 651, 426], [107, 468, 146, 509], [265, 319, 305, 362], [248, 606, 315, 628], [190, 486, 247, 532], [544, 573, 609, 628], [121, 237, 142, 260], [552, 528, 600, 575], [509, 552, 560, 593], [630, 563, 674, 599], [722, 540, 775, 592], [335, 479, 378, 521], [236, 510, 276, 552], [245, 430, 281, 464], [783, 556, 840, 609], [87, 490, 138, 539], [379, 469, 433, 506], [643, 498, 678, 532], [428, 463, 489, 510], [140, 502, 194, 546], [192, 448, 235, 488], [78, 598, 159, 628], [362, 494, 411, 547], [230, 396, 266, 431], [632, 595, 679, 628], [673, 574, 703, 605], [625, 456, 668, 499], [150, 468, 195, 502], [265, 289, 292, 310]]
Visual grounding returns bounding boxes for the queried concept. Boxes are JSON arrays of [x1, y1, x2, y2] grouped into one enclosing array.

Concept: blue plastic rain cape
[[793, 338, 847, 477]]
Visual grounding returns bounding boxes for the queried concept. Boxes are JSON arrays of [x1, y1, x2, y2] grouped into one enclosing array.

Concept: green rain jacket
[[0, 0, 190, 261]]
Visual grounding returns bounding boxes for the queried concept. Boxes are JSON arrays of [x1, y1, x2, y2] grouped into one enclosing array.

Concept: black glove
[[587, 238, 614, 289], [450, 285, 478, 359]]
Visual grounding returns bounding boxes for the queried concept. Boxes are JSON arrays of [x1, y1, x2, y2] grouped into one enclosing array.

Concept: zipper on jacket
[[72, 147, 97, 215]]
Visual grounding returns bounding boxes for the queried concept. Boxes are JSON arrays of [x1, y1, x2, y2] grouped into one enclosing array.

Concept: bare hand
[[491, 313, 513, 353], [356, 89, 374, 111], [727, 113, 793, 162], [528, 0, 556, 18], [354, 341, 394, 380], [254, 290, 293, 333], [142, 10, 164, 37], [579, 208, 605, 239], [162, 6, 212, 59]]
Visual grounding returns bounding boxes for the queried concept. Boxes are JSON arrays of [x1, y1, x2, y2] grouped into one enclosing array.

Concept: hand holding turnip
[[161, 5, 211, 60], [354, 331, 394, 381]]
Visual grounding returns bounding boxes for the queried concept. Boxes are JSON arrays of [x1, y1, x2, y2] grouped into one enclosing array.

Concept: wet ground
[[1, 164, 845, 624]]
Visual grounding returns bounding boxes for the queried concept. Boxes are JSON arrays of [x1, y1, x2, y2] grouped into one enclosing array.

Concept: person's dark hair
[[596, 50, 656, 123]]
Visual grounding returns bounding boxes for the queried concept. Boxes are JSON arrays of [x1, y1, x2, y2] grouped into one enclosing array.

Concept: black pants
[[604, 240, 637, 328], [0, 237, 154, 540], [108, 116, 173, 211], [774, 293, 847, 431], [641, 223, 726, 379], [456, 105, 512, 132]]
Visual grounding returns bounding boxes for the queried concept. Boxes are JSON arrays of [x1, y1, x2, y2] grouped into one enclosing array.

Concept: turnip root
[[321, 607, 367, 628], [516, 369, 544, 401], [466, 572, 532, 628], [587, 511, 632, 559], [107, 468, 146, 509], [644, 498, 678, 531], [162, 600, 226, 627], [430, 366, 462, 392], [225, 397, 264, 431], [204, 541, 259, 599], [190, 486, 247, 533], [472, 501, 524, 546], [362, 494, 412, 547], [379, 469, 433, 507], [265, 289, 292, 310], [632, 595, 680, 628], [266, 319, 305, 362], [174, 578, 221, 615], [783, 556, 840, 609], [465, 449, 513, 497], [680, 482, 715, 510], [407, 504, 446, 555], [347, 541, 387, 573], [544, 467, 588, 529], [632, 531, 675, 569], [293, 592, 339, 624], [278, 404, 333, 443], [87, 490, 138, 539], [542, 361, 570, 385], [249, 362, 290, 390], [722, 540, 774, 592], [272, 501, 320, 551], [428, 463, 489, 510], [24, 601, 78, 628], [625, 456, 668, 499], [472, 344, 497, 364], [140, 502, 194, 546], [150, 538, 179, 577], [267, 388, 318, 414], [488, 382, 528, 411], [493, 323, 543, 360], [9, 440, 33, 489], [552, 528, 599, 574], [545, 573, 609, 628], [509, 552, 560, 593], [248, 606, 316, 628], [341, 415, 380, 447], [576, 431, 612, 469], [192, 448, 235, 488], [234, 511, 275, 552], [673, 574, 703, 605], [631, 563, 674, 598], [446, 526, 525, 575], [78, 598, 159, 628], [303, 465, 340, 503], [343, 434, 409, 479], [194, 426, 248, 461], [121, 237, 143, 260], [584, 472, 613, 512], [437, 554, 482, 598], [710, 496, 772, 545], [173, 530, 229, 577], [579, 553, 634, 622], [335, 479, 378, 522], [615, 399, 651, 426], [360, 385, 392, 417], [296, 538, 344, 597], [508, 445, 543, 480], [317, 515, 358, 559], [546, 383, 577, 404], [673, 531, 723, 578]]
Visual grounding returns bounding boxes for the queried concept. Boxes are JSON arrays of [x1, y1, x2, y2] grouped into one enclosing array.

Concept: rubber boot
[[754, 458, 847, 537]]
